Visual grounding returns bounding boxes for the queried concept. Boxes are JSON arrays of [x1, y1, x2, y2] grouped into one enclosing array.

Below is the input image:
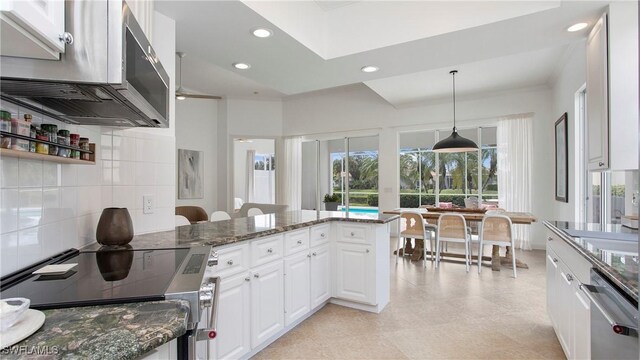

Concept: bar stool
[[478, 214, 517, 278], [397, 211, 433, 267], [435, 213, 471, 272]]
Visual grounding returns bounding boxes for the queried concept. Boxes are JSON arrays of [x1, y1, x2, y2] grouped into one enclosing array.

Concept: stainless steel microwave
[[0, 0, 170, 128]]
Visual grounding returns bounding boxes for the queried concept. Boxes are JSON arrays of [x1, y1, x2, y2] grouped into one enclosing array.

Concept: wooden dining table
[[383, 207, 537, 271]]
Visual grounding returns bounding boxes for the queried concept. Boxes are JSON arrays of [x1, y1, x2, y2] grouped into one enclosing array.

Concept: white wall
[[550, 42, 586, 223], [0, 11, 176, 276], [175, 99, 218, 214], [283, 84, 554, 249]]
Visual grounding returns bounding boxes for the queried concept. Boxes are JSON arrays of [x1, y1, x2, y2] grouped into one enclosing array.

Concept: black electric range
[[0, 246, 220, 359]]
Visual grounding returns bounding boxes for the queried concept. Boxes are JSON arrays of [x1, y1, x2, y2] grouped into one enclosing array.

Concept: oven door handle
[[580, 284, 638, 337], [196, 276, 221, 341]]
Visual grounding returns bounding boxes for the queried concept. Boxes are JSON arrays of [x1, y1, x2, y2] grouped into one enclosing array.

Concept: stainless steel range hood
[[0, 0, 170, 128]]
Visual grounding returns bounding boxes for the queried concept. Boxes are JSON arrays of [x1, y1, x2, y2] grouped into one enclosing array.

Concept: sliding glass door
[[301, 135, 379, 212]]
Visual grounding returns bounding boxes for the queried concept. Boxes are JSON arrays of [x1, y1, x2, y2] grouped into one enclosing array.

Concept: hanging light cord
[[450, 70, 457, 131]]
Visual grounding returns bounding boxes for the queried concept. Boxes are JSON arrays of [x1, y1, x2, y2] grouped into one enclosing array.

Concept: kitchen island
[[2, 300, 190, 360], [8, 211, 398, 360]]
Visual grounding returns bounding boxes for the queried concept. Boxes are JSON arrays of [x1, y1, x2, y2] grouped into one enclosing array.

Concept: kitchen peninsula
[[8, 211, 398, 360]]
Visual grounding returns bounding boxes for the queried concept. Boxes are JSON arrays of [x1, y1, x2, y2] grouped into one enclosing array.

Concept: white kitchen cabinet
[[586, 14, 609, 171], [210, 272, 251, 360], [0, 0, 66, 59], [310, 244, 331, 309], [586, 4, 639, 171], [335, 242, 374, 304], [250, 261, 284, 348], [546, 230, 592, 360], [284, 252, 311, 326]]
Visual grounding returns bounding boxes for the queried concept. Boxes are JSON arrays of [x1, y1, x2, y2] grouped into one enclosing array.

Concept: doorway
[[233, 138, 276, 210]]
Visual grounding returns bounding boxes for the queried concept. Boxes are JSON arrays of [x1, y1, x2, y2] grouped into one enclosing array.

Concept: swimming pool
[[339, 207, 379, 214]]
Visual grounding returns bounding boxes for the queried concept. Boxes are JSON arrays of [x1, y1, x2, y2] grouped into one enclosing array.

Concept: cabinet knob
[[566, 274, 574, 282], [297, 240, 303, 245], [553, 258, 558, 263], [307, 254, 311, 258], [312, 252, 317, 256], [227, 259, 234, 265], [547, 236, 553, 241], [267, 248, 273, 253], [598, 162, 605, 167], [254, 273, 260, 278], [320, 233, 326, 238], [244, 277, 250, 282], [366, 249, 370, 253], [350, 232, 355, 236], [59, 32, 74, 45]]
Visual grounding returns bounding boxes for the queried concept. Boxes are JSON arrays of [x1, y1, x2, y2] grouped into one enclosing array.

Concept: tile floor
[[254, 242, 565, 360]]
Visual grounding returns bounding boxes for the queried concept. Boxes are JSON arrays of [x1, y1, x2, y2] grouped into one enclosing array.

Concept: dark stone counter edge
[[197, 215, 401, 247], [543, 221, 638, 302]]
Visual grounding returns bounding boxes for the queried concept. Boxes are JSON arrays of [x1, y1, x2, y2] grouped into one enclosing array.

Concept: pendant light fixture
[[432, 70, 478, 153]]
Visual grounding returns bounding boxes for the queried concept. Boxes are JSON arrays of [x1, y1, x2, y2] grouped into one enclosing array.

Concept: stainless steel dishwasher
[[581, 269, 639, 359]]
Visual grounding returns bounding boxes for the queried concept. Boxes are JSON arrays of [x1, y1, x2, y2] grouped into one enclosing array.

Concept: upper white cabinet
[[586, 3, 639, 171], [0, 0, 66, 59], [586, 14, 609, 171]]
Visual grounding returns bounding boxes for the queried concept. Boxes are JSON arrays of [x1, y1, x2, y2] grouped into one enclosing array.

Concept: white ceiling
[[155, 0, 609, 104]]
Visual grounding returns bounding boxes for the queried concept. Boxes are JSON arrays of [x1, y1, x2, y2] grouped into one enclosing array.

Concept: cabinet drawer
[[339, 224, 369, 244], [310, 224, 330, 247], [284, 229, 309, 256], [251, 235, 284, 267], [212, 243, 249, 278], [546, 231, 592, 285]]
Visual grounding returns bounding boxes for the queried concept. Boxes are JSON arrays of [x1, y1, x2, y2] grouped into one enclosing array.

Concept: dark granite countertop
[[82, 210, 400, 251], [2, 300, 190, 360], [544, 220, 638, 302]]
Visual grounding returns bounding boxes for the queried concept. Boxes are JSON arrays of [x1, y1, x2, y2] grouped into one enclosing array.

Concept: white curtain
[[277, 137, 302, 210], [245, 150, 255, 203], [497, 114, 533, 250]]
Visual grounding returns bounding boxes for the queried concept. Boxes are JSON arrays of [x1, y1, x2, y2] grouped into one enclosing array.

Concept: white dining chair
[[210, 210, 231, 222], [478, 214, 517, 278], [247, 208, 263, 216], [397, 211, 435, 267], [435, 213, 471, 272], [175, 215, 191, 227]]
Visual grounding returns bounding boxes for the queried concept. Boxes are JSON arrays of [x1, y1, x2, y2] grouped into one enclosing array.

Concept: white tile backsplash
[[0, 103, 176, 276]]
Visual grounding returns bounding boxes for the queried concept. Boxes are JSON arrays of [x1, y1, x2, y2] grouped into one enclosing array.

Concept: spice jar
[[70, 133, 81, 159], [79, 137, 90, 160], [36, 129, 49, 154], [41, 124, 58, 155], [0, 110, 11, 149], [10, 114, 30, 152], [57, 130, 71, 157], [24, 115, 37, 153]]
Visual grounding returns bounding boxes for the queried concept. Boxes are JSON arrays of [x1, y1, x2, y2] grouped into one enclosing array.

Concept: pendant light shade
[[432, 70, 479, 153]]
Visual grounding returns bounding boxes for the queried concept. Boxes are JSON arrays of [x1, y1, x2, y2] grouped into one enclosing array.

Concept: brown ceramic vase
[[96, 207, 134, 246]]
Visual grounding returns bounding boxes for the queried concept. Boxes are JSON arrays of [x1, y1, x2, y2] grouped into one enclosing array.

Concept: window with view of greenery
[[399, 127, 498, 208], [331, 151, 379, 207]]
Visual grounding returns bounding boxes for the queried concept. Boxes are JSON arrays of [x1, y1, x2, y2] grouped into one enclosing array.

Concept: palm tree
[[360, 154, 379, 187]]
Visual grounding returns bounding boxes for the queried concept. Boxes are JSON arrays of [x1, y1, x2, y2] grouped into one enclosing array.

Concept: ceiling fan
[[175, 52, 222, 100]]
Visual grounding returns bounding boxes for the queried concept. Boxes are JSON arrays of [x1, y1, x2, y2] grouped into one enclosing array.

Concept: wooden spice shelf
[[1, 148, 96, 165]]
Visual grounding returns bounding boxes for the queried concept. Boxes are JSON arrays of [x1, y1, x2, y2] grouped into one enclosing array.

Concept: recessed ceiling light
[[567, 23, 588, 32], [233, 62, 251, 70], [252, 28, 273, 38], [361, 65, 379, 73]]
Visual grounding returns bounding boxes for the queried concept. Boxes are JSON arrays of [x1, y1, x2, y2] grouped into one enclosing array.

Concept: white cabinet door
[[250, 261, 284, 348], [0, 0, 65, 59], [572, 285, 591, 360], [557, 262, 575, 359], [586, 14, 609, 170], [310, 244, 331, 309], [284, 252, 311, 326], [212, 273, 251, 360], [335, 243, 374, 304], [546, 249, 560, 328]]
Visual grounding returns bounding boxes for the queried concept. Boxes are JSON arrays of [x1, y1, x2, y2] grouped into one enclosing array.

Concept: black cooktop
[[0, 248, 190, 310]]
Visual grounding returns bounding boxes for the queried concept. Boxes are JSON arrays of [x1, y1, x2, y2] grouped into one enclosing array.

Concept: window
[[399, 127, 498, 208]]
